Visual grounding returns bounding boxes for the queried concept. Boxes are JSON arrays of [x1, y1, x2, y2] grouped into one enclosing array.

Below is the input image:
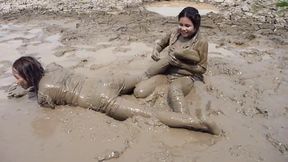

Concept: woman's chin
[[180, 33, 190, 38]]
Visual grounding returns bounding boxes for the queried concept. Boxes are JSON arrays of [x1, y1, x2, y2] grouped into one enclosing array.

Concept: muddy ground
[[0, 0, 288, 162]]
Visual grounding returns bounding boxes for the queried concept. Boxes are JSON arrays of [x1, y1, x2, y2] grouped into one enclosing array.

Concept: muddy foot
[[196, 108, 222, 135]]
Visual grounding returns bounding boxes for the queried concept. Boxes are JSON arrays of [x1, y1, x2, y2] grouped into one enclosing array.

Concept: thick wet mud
[[0, 0, 288, 161]]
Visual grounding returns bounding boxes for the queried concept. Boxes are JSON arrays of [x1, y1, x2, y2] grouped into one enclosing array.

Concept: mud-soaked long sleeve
[[174, 49, 200, 63], [154, 32, 172, 53], [38, 68, 85, 108], [180, 39, 208, 74]]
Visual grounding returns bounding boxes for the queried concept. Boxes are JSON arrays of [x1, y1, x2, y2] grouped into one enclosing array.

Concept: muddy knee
[[134, 75, 167, 98], [167, 82, 190, 114], [108, 97, 152, 120]]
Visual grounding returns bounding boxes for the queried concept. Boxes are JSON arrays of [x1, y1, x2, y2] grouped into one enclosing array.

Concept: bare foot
[[196, 108, 222, 135]]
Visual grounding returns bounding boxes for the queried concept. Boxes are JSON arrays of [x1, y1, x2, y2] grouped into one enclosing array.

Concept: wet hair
[[178, 7, 201, 33], [12, 56, 44, 92]]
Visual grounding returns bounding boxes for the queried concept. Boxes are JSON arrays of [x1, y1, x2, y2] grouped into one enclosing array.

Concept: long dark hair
[[12, 56, 44, 92], [178, 7, 201, 33]]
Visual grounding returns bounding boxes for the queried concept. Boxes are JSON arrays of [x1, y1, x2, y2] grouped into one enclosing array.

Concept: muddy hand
[[168, 56, 183, 68], [7, 84, 31, 98], [7, 83, 18, 92], [151, 49, 160, 61]]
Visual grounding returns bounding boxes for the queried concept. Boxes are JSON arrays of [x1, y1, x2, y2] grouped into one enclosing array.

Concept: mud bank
[[0, 0, 288, 162]]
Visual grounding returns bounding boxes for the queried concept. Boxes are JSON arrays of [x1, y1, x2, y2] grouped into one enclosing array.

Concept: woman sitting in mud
[[9, 56, 219, 135], [134, 7, 208, 115]]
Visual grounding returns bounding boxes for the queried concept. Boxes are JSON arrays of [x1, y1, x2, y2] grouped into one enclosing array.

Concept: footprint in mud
[[53, 46, 76, 57], [96, 140, 130, 162], [113, 46, 131, 53]]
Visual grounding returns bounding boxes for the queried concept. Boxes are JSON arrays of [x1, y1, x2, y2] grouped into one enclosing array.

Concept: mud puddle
[[0, 20, 221, 162], [0, 6, 288, 161], [145, 1, 218, 16]]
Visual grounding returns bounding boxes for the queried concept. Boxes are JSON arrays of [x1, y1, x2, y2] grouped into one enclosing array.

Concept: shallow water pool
[[145, 1, 218, 16]]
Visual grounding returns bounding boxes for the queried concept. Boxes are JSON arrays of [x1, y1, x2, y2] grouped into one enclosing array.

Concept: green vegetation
[[276, 0, 288, 8]]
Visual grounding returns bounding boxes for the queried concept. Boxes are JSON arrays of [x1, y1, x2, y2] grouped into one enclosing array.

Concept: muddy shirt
[[37, 65, 140, 113], [37, 67, 85, 108], [155, 29, 208, 79]]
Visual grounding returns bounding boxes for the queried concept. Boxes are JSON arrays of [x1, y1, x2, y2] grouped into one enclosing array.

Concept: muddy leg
[[120, 57, 170, 95], [134, 75, 168, 98], [107, 97, 220, 135], [155, 111, 221, 135], [145, 57, 170, 78], [107, 97, 153, 120], [167, 77, 193, 114], [119, 73, 144, 94]]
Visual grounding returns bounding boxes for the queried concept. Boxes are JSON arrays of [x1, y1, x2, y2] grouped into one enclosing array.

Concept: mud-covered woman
[[9, 56, 219, 135], [134, 7, 208, 116]]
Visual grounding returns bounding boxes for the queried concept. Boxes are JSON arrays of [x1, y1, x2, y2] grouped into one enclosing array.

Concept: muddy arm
[[154, 32, 171, 53], [152, 32, 172, 61], [37, 92, 56, 108], [174, 49, 201, 63], [170, 40, 208, 74], [179, 64, 207, 74]]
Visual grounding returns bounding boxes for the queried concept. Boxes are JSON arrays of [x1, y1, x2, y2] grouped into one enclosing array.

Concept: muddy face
[[178, 17, 196, 38], [12, 68, 29, 89]]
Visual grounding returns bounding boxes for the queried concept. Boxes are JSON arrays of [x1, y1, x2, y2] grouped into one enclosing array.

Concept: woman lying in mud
[[9, 56, 220, 135], [134, 7, 208, 115]]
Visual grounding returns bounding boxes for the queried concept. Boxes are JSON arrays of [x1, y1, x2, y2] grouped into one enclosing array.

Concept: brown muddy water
[[0, 4, 288, 162], [145, 1, 218, 16], [0, 21, 217, 162]]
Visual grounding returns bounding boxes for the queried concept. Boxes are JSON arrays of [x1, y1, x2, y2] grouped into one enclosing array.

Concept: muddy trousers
[[134, 76, 194, 115], [134, 57, 171, 98], [145, 57, 170, 78], [104, 96, 219, 135], [140, 57, 194, 114], [168, 76, 193, 114]]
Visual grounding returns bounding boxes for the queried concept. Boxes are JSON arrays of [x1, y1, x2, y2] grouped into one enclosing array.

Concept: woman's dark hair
[[12, 56, 44, 92], [178, 7, 201, 33]]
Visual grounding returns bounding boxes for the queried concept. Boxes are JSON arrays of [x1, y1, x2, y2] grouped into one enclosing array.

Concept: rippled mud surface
[[0, 1, 288, 161]]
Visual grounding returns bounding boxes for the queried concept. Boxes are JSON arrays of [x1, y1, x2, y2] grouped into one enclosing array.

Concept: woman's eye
[[185, 25, 191, 28]]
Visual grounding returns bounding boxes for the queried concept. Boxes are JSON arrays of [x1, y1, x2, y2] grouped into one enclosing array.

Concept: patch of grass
[[276, 0, 288, 8]]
